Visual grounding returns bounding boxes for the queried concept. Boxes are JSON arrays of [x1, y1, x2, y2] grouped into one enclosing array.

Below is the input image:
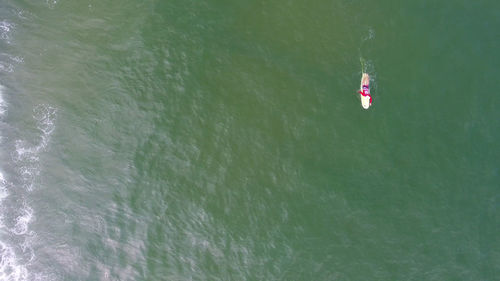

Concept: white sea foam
[[10, 56, 23, 64], [0, 173, 30, 281], [0, 172, 9, 228], [11, 205, 33, 236], [0, 54, 23, 74], [14, 104, 56, 161], [13, 105, 56, 192], [367, 27, 375, 40], [0, 103, 57, 280], [0, 242, 28, 281], [14, 141, 37, 160], [0, 62, 14, 73], [45, 0, 58, 9], [0, 53, 23, 79], [20, 234, 35, 264], [33, 104, 56, 151], [0, 21, 13, 43], [0, 172, 8, 200], [0, 17, 40, 281], [0, 84, 7, 115]]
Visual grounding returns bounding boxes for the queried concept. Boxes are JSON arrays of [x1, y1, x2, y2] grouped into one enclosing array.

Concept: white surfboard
[[360, 73, 371, 109]]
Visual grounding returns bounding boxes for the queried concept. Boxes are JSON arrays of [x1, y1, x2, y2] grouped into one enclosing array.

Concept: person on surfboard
[[359, 73, 372, 109]]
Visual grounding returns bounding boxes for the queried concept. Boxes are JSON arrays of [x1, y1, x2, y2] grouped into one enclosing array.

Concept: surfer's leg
[[361, 73, 370, 86]]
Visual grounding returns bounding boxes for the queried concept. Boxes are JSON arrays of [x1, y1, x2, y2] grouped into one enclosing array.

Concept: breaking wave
[[0, 82, 56, 280]]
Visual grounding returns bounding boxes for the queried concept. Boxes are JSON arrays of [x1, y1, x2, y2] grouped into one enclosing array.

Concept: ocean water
[[0, 0, 498, 280]]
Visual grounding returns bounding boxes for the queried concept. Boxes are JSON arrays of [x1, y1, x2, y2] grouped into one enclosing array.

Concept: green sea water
[[0, 0, 498, 280]]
